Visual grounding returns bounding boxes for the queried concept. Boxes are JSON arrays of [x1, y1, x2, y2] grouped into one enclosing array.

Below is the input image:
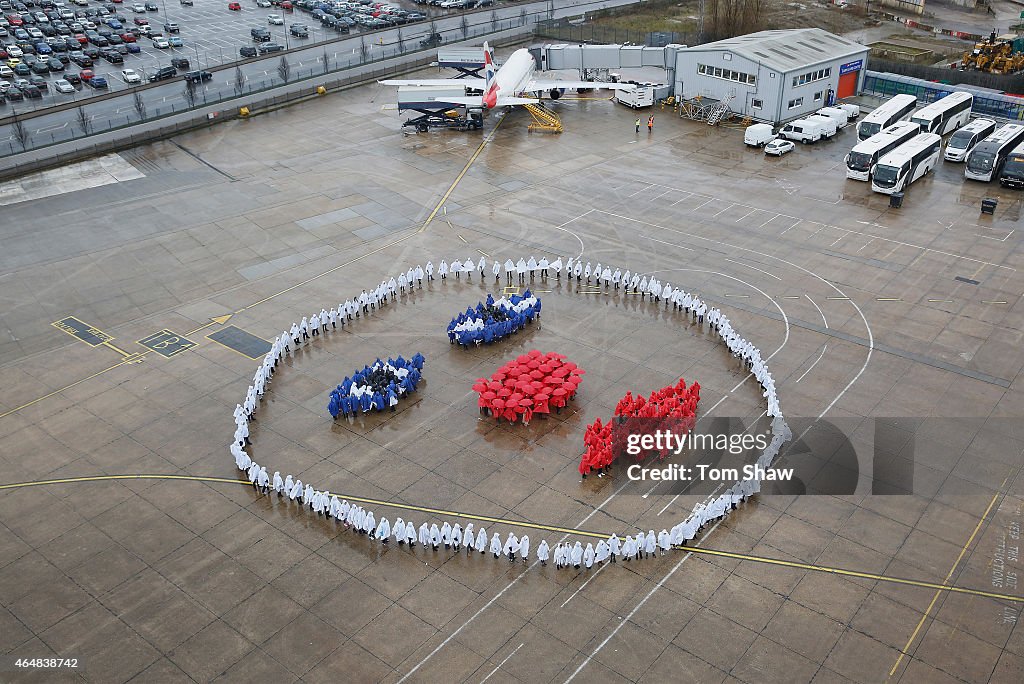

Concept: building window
[[723, 52, 732, 61], [751, 98, 763, 110], [792, 67, 831, 87], [696, 63, 756, 87], [788, 97, 803, 109], [813, 91, 822, 101]]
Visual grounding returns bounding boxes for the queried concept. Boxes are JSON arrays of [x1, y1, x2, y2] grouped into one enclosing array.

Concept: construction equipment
[[524, 102, 563, 133], [961, 31, 1024, 74]]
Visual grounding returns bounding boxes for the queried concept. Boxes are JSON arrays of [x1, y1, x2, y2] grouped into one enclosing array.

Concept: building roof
[[684, 28, 868, 73]]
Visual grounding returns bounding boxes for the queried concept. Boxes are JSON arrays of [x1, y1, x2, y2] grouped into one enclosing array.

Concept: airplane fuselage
[[494, 48, 537, 101]]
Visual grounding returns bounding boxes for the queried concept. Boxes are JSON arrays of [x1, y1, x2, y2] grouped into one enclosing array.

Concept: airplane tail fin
[[483, 43, 495, 90], [482, 42, 498, 108]]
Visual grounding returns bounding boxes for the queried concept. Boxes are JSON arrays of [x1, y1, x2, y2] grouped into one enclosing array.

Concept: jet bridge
[[529, 43, 683, 86]]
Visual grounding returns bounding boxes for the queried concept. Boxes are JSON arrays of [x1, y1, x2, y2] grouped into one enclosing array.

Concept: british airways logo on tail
[[483, 43, 498, 108]]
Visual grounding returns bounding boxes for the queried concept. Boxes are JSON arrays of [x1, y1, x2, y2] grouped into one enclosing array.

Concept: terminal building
[[672, 29, 870, 125]]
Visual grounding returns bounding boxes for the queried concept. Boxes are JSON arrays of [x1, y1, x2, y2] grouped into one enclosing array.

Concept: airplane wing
[[524, 79, 635, 92], [495, 96, 541, 106], [422, 96, 539, 108], [378, 78, 486, 88]]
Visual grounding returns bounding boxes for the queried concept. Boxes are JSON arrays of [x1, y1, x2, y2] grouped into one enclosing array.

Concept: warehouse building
[[673, 29, 870, 124]]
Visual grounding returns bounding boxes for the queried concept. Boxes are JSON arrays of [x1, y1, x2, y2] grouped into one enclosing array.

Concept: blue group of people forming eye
[[447, 291, 541, 347], [328, 354, 425, 418]]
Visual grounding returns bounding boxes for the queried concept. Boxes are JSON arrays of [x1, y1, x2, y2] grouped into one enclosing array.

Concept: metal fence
[[867, 57, 1024, 95], [534, 20, 694, 47], [862, 71, 1024, 122]]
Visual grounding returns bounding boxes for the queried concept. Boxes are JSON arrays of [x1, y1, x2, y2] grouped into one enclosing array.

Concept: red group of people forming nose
[[580, 378, 701, 478], [473, 350, 585, 425]]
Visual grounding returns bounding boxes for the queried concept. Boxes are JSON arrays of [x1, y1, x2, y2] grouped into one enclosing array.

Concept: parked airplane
[[379, 42, 633, 109]]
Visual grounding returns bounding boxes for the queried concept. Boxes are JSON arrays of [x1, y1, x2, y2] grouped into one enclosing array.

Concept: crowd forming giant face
[[231, 254, 791, 571]]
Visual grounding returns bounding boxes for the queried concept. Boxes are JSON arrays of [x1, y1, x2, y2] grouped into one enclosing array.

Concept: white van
[[815, 106, 849, 129], [779, 118, 831, 144], [744, 123, 777, 147], [836, 102, 860, 120], [805, 114, 839, 139]]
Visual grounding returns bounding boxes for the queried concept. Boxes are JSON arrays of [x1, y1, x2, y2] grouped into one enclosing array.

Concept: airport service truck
[[615, 83, 670, 108]]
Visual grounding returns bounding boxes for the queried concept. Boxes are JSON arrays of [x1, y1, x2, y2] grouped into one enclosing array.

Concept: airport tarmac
[[1, 56, 1024, 683]]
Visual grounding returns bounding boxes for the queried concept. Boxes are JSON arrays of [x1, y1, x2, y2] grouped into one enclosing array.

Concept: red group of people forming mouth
[[473, 350, 585, 425], [580, 378, 701, 478]]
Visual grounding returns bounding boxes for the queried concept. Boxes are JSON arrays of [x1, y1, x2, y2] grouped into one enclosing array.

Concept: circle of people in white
[[231, 255, 792, 569]]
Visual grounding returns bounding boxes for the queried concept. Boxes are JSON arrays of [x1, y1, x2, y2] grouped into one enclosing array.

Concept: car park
[[764, 139, 795, 157], [52, 75, 72, 90]]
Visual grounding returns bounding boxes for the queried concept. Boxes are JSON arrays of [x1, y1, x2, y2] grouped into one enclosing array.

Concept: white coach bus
[[857, 94, 917, 141], [870, 133, 942, 195], [909, 91, 974, 136], [944, 118, 997, 162], [965, 124, 1024, 182], [845, 121, 920, 181]]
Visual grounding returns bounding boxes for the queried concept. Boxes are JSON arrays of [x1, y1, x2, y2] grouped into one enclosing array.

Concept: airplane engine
[[549, 88, 564, 100]]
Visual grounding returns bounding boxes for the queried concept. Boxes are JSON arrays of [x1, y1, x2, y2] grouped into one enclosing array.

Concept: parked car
[[52, 76, 73, 91], [266, 12, 282, 24], [86, 73, 106, 87], [170, 55, 188, 69], [255, 0, 270, 6], [227, 2, 240, 9], [151, 34, 167, 47], [167, 35, 180, 46], [183, 68, 209, 83], [288, 23, 306, 37], [250, 26, 269, 41], [162, 20, 177, 32], [78, 66, 92, 79], [764, 138, 795, 157], [20, 82, 40, 97], [63, 70, 79, 85], [144, 1, 157, 10], [258, 42, 283, 53], [147, 64, 174, 81], [120, 66, 138, 81], [179, 0, 192, 5], [238, 45, 256, 57]]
